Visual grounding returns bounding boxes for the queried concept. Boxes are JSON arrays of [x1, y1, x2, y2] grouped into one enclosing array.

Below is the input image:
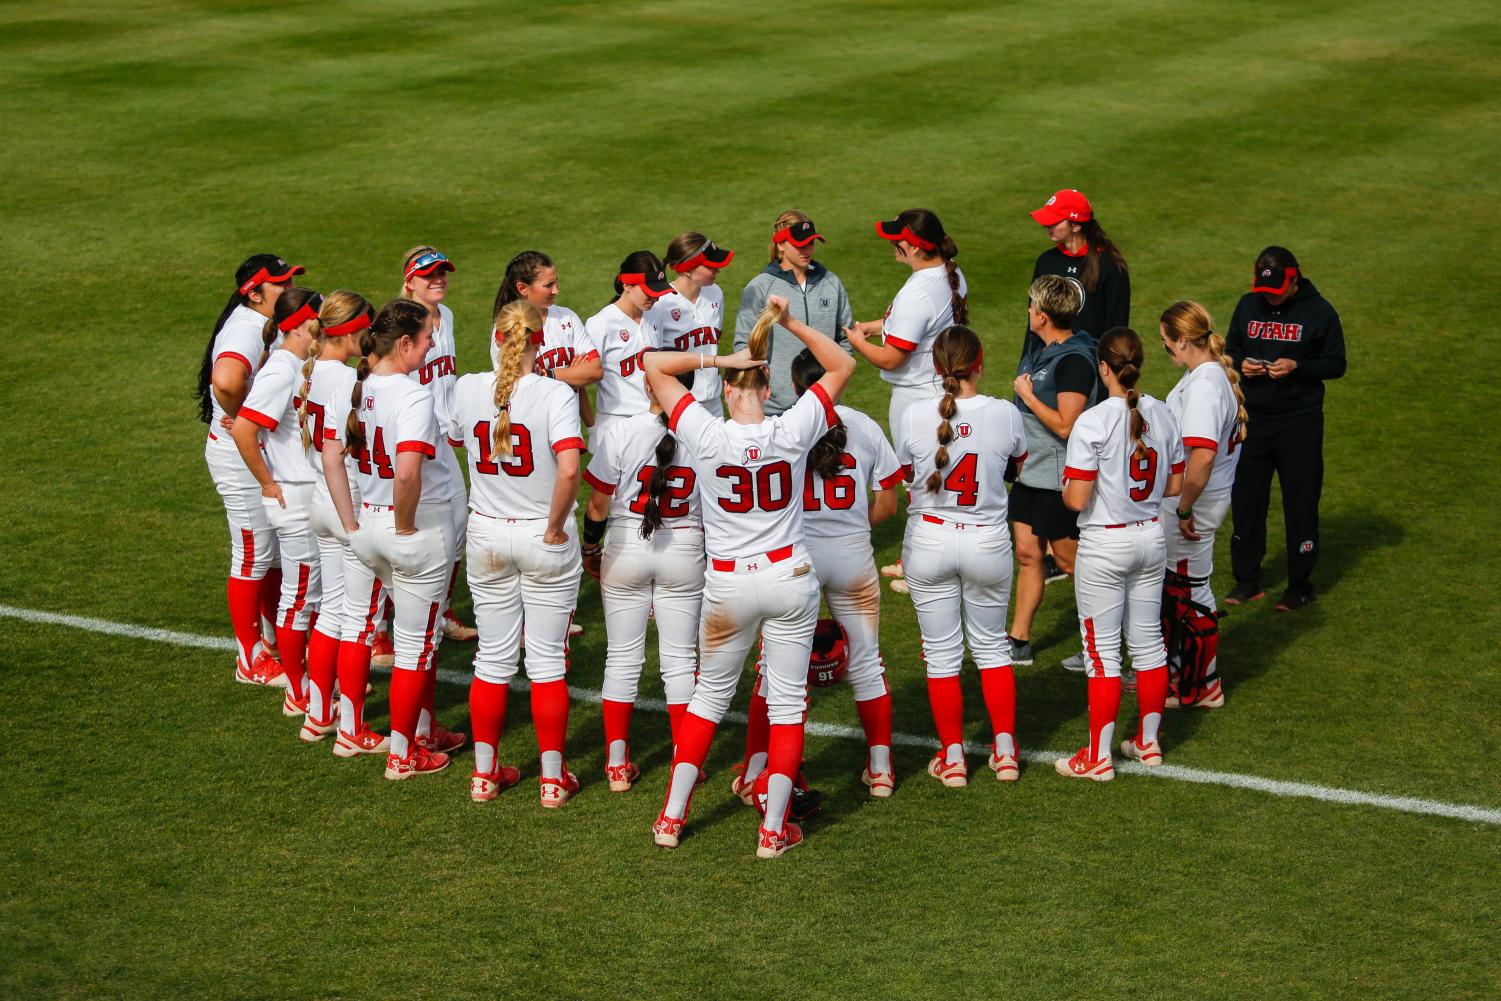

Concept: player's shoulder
[[835, 402, 881, 435], [454, 370, 490, 400], [551, 304, 584, 328], [584, 302, 618, 328]]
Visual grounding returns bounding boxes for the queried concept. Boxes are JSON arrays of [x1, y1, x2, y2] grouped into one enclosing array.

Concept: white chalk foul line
[[5, 602, 1499, 827]]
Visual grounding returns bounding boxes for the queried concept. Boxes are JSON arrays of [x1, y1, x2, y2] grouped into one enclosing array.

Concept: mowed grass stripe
[[7, 602, 1497, 827]]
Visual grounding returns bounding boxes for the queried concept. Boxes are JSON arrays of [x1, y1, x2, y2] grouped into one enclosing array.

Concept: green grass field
[[4, 2, 1500, 998]]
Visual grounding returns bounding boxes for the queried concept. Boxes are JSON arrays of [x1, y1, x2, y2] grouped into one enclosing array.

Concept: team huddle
[[196, 196, 1322, 858]]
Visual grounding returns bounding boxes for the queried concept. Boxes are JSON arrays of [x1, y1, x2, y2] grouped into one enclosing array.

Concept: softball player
[[229, 287, 326, 723], [584, 251, 671, 436], [657, 231, 735, 412], [735, 347, 903, 800], [335, 298, 456, 779], [196, 253, 303, 687], [894, 325, 1029, 787], [456, 301, 586, 807], [846, 209, 969, 433], [1159, 300, 1248, 709], [1056, 327, 1185, 780], [401, 246, 479, 652], [646, 295, 855, 858], [297, 290, 380, 746], [581, 360, 703, 792], [488, 250, 603, 388]]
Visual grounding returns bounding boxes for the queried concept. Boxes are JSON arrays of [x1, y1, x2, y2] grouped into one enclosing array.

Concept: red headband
[[277, 303, 320, 332], [323, 312, 371, 337], [493, 326, 545, 347]]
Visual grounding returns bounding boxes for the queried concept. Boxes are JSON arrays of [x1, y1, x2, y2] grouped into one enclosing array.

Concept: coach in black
[[1224, 247, 1346, 611]]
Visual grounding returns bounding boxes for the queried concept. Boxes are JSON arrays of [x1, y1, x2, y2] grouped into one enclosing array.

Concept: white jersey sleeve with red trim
[[208, 306, 268, 428], [802, 403, 903, 537], [238, 349, 314, 483], [879, 266, 967, 389], [586, 303, 659, 417], [1167, 362, 1242, 494], [667, 386, 835, 560], [455, 372, 583, 520], [1064, 396, 1183, 528], [584, 411, 701, 528], [351, 374, 437, 508], [302, 358, 357, 485], [901, 394, 1026, 524]]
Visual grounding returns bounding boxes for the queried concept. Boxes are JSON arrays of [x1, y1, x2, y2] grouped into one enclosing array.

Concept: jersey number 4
[[1128, 447, 1159, 501], [716, 460, 793, 513], [472, 420, 535, 477], [943, 453, 980, 506]]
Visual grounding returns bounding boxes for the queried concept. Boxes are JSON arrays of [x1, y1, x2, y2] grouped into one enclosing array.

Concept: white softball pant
[[204, 433, 277, 580], [887, 383, 940, 441], [262, 481, 320, 631], [1074, 521, 1169, 679], [308, 482, 386, 640], [600, 524, 705, 705], [466, 513, 582, 686], [901, 516, 1014, 677], [346, 502, 451, 671], [1161, 488, 1230, 612], [690, 546, 821, 726], [806, 532, 888, 702]]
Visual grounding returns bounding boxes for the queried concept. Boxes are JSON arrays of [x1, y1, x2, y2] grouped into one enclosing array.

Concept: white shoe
[[1120, 737, 1162, 766]]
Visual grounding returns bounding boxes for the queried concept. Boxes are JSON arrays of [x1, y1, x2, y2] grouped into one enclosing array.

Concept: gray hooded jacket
[[734, 261, 854, 414]]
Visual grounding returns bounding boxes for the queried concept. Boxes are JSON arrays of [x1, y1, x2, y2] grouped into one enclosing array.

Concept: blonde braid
[[297, 338, 322, 451], [1208, 332, 1249, 445], [491, 300, 541, 457]]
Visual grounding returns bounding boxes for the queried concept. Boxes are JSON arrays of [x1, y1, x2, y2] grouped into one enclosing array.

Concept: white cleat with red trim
[[540, 769, 580, 808], [927, 753, 968, 788], [1120, 737, 1163, 767], [861, 768, 895, 798], [652, 812, 684, 848], [384, 746, 449, 780], [755, 822, 803, 858], [1055, 747, 1115, 782], [235, 650, 289, 689], [987, 751, 1020, 782]]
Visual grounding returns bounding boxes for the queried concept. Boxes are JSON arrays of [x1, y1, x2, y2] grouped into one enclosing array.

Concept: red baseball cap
[[1030, 189, 1093, 226]]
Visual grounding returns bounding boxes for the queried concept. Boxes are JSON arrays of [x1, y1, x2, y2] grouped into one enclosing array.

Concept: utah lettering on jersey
[[1245, 320, 1304, 342], [535, 346, 575, 374], [619, 349, 651, 376], [673, 326, 719, 350], [417, 355, 457, 384]]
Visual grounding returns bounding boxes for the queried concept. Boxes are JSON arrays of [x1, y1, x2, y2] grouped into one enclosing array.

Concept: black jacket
[[1225, 278, 1346, 419], [1019, 246, 1130, 362]]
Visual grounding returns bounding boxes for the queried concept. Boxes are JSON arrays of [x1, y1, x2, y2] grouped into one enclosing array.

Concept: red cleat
[[369, 630, 395, 669], [540, 768, 580, 808], [606, 761, 641, 793], [384, 746, 449, 780], [1055, 747, 1114, 782], [653, 812, 684, 848], [418, 722, 466, 755], [471, 765, 523, 801], [332, 726, 390, 758], [756, 822, 803, 858], [235, 650, 288, 689]]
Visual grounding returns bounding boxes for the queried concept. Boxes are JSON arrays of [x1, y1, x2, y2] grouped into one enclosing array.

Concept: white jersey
[[454, 372, 585, 520], [668, 385, 837, 560], [655, 285, 726, 401], [585, 301, 663, 416], [404, 302, 460, 504], [1064, 395, 1185, 529], [801, 404, 903, 538], [208, 304, 269, 432], [351, 373, 438, 509], [239, 349, 314, 483], [1165, 360, 1242, 494], [897, 394, 1027, 525], [302, 358, 358, 488], [880, 265, 968, 389], [488, 304, 598, 377], [584, 411, 702, 529]]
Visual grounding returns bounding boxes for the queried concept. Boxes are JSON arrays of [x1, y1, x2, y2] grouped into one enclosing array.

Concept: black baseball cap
[[1252, 265, 1297, 295], [773, 220, 824, 248]]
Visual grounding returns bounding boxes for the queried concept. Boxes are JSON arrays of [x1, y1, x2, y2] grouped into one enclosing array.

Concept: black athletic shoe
[[1224, 581, 1265, 606], [1043, 554, 1066, 583], [789, 787, 823, 822], [1275, 586, 1314, 612]]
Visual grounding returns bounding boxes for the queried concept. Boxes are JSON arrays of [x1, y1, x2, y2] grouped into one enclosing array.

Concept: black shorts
[[1009, 483, 1080, 541]]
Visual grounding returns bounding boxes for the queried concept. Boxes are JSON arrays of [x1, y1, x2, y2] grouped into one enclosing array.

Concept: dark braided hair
[[890, 208, 967, 326], [925, 326, 982, 493], [790, 348, 848, 479], [640, 355, 696, 540]]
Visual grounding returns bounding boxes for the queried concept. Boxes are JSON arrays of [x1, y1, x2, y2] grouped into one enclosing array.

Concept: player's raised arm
[[763, 294, 854, 401], [643, 346, 764, 417]]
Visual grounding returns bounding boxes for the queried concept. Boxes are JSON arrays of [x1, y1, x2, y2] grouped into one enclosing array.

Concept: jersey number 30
[[716, 460, 793, 513]]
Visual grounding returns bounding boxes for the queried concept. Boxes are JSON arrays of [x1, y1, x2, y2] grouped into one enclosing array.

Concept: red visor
[[403, 251, 455, 282], [238, 263, 305, 296], [773, 222, 824, 248], [323, 312, 371, 337], [618, 271, 673, 298], [672, 241, 735, 273], [1251, 265, 1298, 295], [875, 220, 937, 252]]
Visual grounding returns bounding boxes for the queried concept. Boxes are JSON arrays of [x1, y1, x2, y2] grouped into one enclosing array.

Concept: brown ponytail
[[1160, 300, 1248, 446], [639, 419, 680, 541], [789, 348, 848, 478], [491, 301, 542, 457], [924, 325, 982, 493], [724, 300, 776, 393], [1097, 327, 1147, 459], [345, 298, 429, 457]]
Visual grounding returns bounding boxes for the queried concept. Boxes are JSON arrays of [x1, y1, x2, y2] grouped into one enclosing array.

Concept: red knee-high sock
[[662, 711, 718, 820], [275, 625, 307, 701], [388, 667, 426, 759], [469, 677, 510, 768], [759, 723, 807, 832], [602, 699, 634, 758], [530, 679, 570, 760], [259, 568, 282, 637], [855, 692, 893, 751], [978, 666, 1016, 751], [227, 577, 264, 669], [335, 639, 373, 733], [1087, 675, 1123, 761], [741, 674, 771, 771], [305, 628, 340, 723], [926, 676, 965, 755], [1136, 665, 1168, 745], [666, 703, 687, 746]]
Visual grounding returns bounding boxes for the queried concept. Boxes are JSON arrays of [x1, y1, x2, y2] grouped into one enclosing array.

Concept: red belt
[[711, 545, 793, 573], [1103, 516, 1159, 529], [921, 513, 988, 530]]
